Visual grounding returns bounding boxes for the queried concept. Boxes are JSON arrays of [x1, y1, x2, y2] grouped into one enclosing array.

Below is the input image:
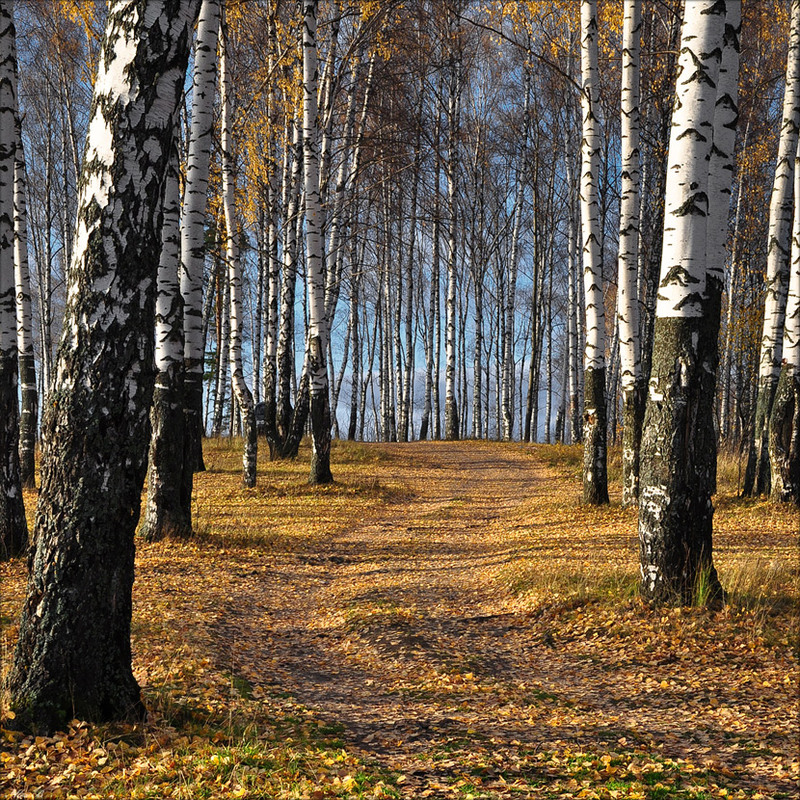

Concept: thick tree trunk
[[638, 0, 730, 607], [0, 1, 26, 560], [7, 0, 199, 733]]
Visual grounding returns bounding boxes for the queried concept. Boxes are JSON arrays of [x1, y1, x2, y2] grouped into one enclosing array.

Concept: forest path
[[213, 442, 553, 763], [207, 440, 798, 798]]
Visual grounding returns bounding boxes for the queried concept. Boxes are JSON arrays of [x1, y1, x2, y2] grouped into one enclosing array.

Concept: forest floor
[[1, 439, 798, 800]]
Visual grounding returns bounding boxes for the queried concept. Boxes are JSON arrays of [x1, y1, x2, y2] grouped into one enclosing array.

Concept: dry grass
[[1, 437, 797, 799]]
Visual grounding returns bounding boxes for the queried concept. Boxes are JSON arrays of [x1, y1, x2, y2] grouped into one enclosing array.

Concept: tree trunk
[[7, 0, 199, 733], [181, 0, 220, 475], [143, 141, 190, 542], [745, 0, 800, 496], [638, 0, 733, 607], [14, 110, 36, 490], [0, 0, 26, 560], [769, 147, 800, 503], [303, 0, 332, 484], [579, 0, 608, 504], [220, 10, 256, 488], [618, 0, 643, 506]]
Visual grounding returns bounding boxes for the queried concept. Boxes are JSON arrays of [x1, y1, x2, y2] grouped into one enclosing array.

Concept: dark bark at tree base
[[743, 376, 777, 496], [143, 366, 191, 542], [310, 392, 333, 484], [309, 335, 333, 485], [279, 373, 309, 459], [1, 352, 27, 559], [768, 366, 800, 504], [621, 376, 645, 508], [445, 397, 459, 441], [583, 366, 609, 505], [184, 372, 206, 473], [638, 316, 724, 608], [241, 403, 258, 488], [18, 352, 37, 489]]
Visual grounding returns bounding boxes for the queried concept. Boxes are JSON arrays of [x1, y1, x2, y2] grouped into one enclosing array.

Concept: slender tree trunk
[[444, 27, 461, 441], [13, 116, 35, 494], [769, 145, 800, 503], [303, 0, 332, 484], [143, 140, 189, 541], [0, 0, 25, 559], [7, 0, 199, 732], [618, 0, 644, 506], [181, 0, 220, 480], [579, 0, 608, 505], [638, 0, 733, 606], [220, 11, 256, 487], [745, 0, 800, 496]]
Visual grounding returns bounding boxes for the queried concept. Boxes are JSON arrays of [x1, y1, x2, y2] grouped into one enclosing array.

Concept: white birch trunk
[[747, 0, 800, 495], [0, 0, 25, 558], [7, 0, 200, 730], [638, 0, 729, 605], [444, 31, 461, 441], [220, 10, 256, 488], [617, 0, 643, 506], [579, 0, 608, 504], [180, 0, 221, 471], [303, 0, 332, 483], [14, 102, 35, 493], [143, 140, 189, 541], [768, 146, 800, 503]]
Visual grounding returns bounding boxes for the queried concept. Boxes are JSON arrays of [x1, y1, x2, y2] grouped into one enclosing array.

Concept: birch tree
[[638, 0, 731, 606], [0, 0, 25, 560], [579, 0, 608, 504], [220, 8, 257, 488], [142, 141, 188, 541], [303, 0, 332, 484], [181, 0, 220, 475], [444, 13, 461, 442], [768, 147, 800, 503], [745, 0, 800, 496], [6, 0, 200, 732], [15, 115, 35, 492], [617, 0, 643, 507]]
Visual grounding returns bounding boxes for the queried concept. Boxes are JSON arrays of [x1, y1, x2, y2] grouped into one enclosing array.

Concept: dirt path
[[209, 441, 798, 797]]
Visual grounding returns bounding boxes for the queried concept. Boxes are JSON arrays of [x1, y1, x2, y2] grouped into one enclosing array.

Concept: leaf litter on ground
[[1, 438, 797, 799]]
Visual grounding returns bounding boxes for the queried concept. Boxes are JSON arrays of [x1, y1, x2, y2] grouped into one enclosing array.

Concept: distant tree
[[6, 0, 200, 732]]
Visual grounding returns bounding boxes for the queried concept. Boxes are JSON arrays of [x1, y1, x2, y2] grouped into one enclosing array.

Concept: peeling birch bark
[[6, 0, 199, 732]]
